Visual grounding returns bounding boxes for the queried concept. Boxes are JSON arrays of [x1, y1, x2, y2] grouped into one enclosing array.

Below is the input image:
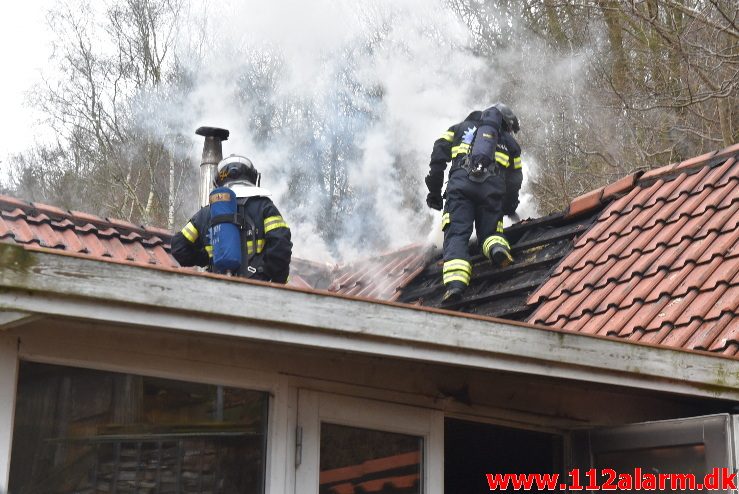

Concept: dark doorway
[[445, 418, 562, 493]]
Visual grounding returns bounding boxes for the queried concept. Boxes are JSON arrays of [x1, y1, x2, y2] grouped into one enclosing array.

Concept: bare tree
[[448, 0, 737, 213], [7, 0, 736, 239], [9, 0, 195, 228]]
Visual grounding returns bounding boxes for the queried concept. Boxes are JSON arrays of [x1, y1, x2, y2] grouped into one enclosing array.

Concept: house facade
[[0, 244, 737, 493]]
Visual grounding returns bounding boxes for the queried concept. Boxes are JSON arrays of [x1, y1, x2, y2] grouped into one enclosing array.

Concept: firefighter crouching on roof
[[424, 103, 523, 303], [172, 155, 292, 283]]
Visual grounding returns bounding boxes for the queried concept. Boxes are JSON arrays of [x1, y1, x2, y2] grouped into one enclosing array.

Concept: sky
[[0, 0, 57, 168]]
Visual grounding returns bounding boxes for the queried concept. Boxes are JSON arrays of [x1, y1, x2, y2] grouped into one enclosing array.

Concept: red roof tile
[[327, 244, 432, 301], [528, 145, 739, 356], [565, 187, 604, 218], [0, 198, 175, 268], [602, 172, 640, 201]]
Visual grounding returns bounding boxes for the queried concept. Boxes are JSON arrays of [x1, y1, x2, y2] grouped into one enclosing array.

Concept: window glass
[[319, 422, 422, 494], [9, 362, 268, 493]]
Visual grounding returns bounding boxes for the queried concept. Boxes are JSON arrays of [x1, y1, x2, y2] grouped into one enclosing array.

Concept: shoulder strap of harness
[[237, 198, 259, 276]]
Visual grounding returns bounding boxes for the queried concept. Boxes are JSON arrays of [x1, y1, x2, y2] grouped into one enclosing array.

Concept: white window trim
[[294, 390, 444, 494], [0, 334, 19, 493]]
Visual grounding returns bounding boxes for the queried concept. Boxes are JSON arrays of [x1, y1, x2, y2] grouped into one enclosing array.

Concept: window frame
[[572, 414, 736, 494], [293, 389, 444, 494], [14, 334, 289, 494]]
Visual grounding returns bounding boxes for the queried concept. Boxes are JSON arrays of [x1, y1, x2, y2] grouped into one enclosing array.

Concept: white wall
[[0, 333, 18, 493]]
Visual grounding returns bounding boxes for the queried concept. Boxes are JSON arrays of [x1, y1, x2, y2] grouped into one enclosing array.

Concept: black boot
[[490, 244, 513, 268], [442, 281, 467, 304]]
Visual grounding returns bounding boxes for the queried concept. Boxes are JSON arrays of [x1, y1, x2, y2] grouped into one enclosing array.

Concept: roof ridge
[[562, 143, 739, 220]]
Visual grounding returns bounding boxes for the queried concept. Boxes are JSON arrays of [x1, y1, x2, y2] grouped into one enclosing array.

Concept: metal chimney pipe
[[195, 126, 230, 207]]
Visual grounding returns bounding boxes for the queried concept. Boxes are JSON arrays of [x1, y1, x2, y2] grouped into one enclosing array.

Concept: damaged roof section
[[397, 211, 600, 321], [327, 244, 433, 301]]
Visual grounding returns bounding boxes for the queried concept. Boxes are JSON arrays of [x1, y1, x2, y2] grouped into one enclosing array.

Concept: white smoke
[[135, 0, 586, 262]]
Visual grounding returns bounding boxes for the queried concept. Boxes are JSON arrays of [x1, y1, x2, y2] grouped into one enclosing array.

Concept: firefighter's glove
[[426, 192, 443, 211], [425, 173, 443, 194], [424, 173, 444, 210]]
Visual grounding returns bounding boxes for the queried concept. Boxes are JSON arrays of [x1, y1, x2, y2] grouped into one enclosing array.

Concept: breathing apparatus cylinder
[[208, 187, 242, 274], [469, 106, 503, 168]]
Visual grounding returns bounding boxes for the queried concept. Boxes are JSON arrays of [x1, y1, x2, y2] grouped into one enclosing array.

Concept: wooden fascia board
[[0, 244, 737, 400]]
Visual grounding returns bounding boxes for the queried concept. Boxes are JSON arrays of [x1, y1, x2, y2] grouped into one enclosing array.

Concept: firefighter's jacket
[[428, 111, 523, 215], [171, 196, 292, 283]]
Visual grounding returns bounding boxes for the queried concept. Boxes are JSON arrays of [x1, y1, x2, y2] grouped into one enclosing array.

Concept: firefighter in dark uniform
[[425, 103, 522, 302], [172, 155, 292, 283]]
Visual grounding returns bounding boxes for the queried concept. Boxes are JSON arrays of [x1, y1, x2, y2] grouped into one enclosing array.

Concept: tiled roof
[[0, 196, 176, 268], [0, 194, 425, 301], [2, 143, 737, 359], [528, 143, 739, 357]]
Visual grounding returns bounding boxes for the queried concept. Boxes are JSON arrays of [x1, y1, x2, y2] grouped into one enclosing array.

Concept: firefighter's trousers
[[441, 167, 508, 288]]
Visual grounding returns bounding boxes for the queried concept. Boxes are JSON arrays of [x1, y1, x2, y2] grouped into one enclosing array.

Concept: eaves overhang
[[0, 242, 737, 400]]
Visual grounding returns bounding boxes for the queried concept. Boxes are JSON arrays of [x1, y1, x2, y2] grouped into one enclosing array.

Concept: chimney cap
[[196, 126, 230, 140]]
